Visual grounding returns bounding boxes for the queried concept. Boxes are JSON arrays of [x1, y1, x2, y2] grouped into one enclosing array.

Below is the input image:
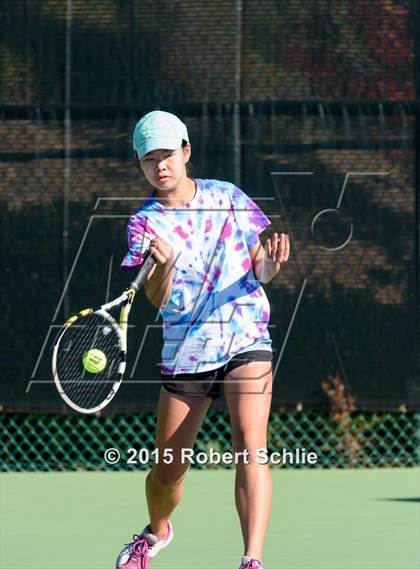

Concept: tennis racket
[[52, 249, 156, 414]]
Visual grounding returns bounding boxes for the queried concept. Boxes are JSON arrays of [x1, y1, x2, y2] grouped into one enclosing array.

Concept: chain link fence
[[1, 411, 417, 471]]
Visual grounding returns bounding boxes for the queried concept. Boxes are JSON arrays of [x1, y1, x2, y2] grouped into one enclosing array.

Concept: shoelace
[[127, 533, 151, 569], [244, 560, 262, 569]]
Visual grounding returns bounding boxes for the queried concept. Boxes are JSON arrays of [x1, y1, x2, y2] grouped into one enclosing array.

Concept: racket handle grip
[[130, 249, 157, 291]]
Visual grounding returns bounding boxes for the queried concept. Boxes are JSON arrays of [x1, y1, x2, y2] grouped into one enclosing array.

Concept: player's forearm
[[145, 264, 174, 308], [254, 257, 281, 284]]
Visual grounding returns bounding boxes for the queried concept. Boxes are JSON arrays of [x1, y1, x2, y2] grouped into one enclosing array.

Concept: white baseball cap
[[133, 110, 189, 159]]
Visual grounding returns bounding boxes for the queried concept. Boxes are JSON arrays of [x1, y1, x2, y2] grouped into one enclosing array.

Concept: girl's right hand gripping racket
[[52, 249, 156, 414]]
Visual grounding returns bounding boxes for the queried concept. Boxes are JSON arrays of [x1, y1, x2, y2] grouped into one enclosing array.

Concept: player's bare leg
[[146, 388, 212, 539], [224, 361, 273, 563]]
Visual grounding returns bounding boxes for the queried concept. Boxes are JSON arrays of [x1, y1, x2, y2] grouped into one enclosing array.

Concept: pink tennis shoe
[[115, 521, 173, 569], [239, 556, 264, 569]]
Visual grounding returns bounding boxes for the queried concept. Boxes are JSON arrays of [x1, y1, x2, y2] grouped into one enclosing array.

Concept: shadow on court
[[376, 497, 420, 503]]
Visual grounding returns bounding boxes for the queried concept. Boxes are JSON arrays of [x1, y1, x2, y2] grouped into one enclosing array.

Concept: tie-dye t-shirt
[[121, 178, 272, 375]]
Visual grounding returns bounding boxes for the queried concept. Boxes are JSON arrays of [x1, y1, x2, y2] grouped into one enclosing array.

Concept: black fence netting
[[0, 0, 419, 413]]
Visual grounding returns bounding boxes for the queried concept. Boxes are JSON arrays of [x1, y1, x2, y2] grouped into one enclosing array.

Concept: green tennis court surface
[[1, 468, 419, 569]]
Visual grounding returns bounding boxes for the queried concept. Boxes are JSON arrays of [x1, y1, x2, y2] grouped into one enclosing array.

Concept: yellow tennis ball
[[82, 349, 107, 374]]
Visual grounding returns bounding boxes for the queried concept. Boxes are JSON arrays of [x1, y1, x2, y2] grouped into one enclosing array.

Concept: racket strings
[[59, 320, 119, 407], [61, 316, 119, 402], [63, 321, 115, 405], [56, 312, 122, 409]]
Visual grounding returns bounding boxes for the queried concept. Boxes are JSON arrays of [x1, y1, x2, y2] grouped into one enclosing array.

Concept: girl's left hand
[[265, 232, 290, 265]]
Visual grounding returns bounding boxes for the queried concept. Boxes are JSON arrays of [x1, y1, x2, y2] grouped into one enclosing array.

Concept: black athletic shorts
[[160, 349, 273, 400]]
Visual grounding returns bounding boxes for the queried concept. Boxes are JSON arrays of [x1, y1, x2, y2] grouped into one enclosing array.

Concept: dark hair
[[182, 140, 194, 178]]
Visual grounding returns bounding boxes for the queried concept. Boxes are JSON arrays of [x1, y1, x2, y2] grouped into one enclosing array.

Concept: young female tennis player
[[116, 111, 290, 569]]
